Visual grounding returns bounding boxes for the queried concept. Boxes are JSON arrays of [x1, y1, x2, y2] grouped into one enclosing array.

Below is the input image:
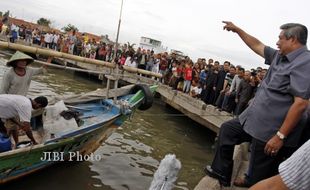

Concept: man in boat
[[0, 94, 48, 146], [205, 22, 310, 187], [0, 51, 47, 141], [0, 50, 46, 95]]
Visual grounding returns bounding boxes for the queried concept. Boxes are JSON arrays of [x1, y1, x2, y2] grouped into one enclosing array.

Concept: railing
[[0, 40, 162, 79]]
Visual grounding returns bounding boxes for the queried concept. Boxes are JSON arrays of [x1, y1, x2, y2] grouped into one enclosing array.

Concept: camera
[[250, 69, 257, 77]]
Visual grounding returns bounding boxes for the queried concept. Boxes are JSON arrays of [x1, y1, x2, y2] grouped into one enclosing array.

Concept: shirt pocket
[[267, 73, 290, 93]]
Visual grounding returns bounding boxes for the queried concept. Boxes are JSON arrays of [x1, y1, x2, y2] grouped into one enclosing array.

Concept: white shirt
[[0, 94, 32, 122], [279, 139, 310, 190], [44, 33, 53, 43], [152, 58, 160, 73], [53, 34, 59, 44], [229, 75, 242, 93], [192, 86, 202, 95], [124, 57, 137, 68]]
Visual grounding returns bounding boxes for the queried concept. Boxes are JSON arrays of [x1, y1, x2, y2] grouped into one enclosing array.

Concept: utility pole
[[112, 0, 124, 101], [113, 0, 124, 62]]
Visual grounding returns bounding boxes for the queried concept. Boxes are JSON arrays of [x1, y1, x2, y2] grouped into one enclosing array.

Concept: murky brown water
[[0, 54, 215, 190]]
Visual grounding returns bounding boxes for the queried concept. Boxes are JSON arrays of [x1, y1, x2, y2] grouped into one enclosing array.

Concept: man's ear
[[290, 36, 298, 44]]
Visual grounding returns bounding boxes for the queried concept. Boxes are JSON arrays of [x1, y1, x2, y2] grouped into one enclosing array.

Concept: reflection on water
[[0, 54, 215, 190], [92, 105, 216, 190]]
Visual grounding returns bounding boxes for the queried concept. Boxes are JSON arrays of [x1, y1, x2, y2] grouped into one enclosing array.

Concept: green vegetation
[[62, 24, 79, 32], [37, 17, 51, 27]]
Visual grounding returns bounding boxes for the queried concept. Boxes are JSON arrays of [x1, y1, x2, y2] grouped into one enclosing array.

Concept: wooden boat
[[0, 84, 157, 184]]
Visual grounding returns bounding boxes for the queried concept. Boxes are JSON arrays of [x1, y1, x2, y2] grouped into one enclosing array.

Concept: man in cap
[[0, 94, 48, 145]]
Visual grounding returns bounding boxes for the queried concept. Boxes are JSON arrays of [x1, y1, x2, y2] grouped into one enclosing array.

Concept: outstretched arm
[[223, 21, 265, 58]]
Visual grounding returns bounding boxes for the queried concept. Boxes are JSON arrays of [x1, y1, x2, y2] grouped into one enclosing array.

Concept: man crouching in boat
[[0, 94, 48, 147]]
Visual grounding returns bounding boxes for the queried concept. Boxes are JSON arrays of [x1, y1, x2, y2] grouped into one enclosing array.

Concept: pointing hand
[[222, 21, 239, 33]]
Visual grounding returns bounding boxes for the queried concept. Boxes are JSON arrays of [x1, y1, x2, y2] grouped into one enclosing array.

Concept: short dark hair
[[34, 96, 48, 108], [230, 65, 236, 70], [280, 23, 308, 45], [224, 61, 231, 66]]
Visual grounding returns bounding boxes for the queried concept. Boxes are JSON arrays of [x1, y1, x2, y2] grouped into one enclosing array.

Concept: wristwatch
[[276, 131, 286, 140]]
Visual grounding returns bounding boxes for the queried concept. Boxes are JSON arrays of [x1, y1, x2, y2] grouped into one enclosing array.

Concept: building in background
[[170, 49, 187, 59], [139, 36, 168, 53]]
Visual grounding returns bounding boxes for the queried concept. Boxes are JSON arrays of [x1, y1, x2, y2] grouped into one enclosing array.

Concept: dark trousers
[[211, 118, 297, 185], [215, 91, 225, 108], [211, 118, 251, 183], [213, 89, 221, 105], [235, 101, 248, 116]]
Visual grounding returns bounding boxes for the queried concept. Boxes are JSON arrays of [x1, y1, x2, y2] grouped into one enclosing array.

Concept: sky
[[1, 0, 309, 69]]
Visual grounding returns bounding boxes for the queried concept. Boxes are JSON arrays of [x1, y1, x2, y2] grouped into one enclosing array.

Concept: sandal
[[233, 177, 251, 187]]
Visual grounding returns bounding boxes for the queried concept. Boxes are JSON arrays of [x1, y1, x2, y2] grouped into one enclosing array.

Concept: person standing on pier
[[205, 22, 310, 187], [0, 51, 47, 146]]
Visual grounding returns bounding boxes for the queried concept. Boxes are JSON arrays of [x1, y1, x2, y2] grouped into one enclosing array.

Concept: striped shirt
[[279, 139, 310, 190]]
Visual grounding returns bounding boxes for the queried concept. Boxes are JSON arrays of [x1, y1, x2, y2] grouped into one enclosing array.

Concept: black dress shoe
[[204, 165, 230, 187]]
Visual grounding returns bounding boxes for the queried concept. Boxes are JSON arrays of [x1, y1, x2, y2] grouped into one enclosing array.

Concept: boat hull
[[0, 84, 157, 184], [0, 115, 121, 184]]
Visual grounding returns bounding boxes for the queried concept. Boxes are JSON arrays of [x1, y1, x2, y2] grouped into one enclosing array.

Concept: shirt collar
[[285, 45, 308, 62]]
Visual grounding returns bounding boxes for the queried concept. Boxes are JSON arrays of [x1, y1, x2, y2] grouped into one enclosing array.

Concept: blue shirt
[[239, 46, 310, 147]]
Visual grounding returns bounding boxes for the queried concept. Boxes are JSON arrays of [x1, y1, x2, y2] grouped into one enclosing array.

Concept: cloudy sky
[[1, 0, 309, 69]]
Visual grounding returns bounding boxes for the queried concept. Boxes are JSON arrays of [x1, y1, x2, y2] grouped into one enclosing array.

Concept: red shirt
[[184, 68, 193, 80], [177, 67, 183, 77]]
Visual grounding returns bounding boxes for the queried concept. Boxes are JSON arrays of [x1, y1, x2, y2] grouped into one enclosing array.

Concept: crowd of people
[[1, 20, 268, 117], [0, 22, 117, 61], [122, 49, 268, 117]]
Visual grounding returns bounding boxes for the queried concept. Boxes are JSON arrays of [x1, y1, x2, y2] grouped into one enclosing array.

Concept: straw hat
[[6, 51, 34, 67]]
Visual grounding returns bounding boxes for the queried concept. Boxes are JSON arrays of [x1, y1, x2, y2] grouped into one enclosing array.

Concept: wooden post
[[113, 67, 119, 101], [106, 78, 110, 98]]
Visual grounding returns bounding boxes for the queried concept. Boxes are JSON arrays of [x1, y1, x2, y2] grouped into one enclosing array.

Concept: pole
[[113, 0, 124, 101], [114, 0, 124, 61]]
